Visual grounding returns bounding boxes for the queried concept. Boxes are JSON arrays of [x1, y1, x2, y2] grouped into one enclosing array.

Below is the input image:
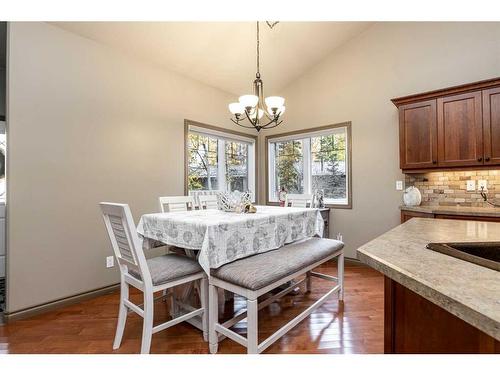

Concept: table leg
[[169, 247, 205, 332]]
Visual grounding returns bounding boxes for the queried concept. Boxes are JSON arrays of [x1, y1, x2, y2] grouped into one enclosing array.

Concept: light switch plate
[[478, 180, 488, 192], [106, 256, 114, 268], [396, 180, 403, 191], [466, 180, 476, 191]]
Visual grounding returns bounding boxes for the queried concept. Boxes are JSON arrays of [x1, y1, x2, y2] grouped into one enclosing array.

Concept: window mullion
[[303, 138, 312, 194], [268, 143, 276, 201], [218, 140, 226, 192]]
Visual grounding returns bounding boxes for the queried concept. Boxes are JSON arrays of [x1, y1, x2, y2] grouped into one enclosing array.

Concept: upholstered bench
[[208, 237, 344, 354]]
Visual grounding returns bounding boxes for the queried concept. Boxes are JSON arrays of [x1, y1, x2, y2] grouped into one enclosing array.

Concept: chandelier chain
[[256, 21, 260, 76]]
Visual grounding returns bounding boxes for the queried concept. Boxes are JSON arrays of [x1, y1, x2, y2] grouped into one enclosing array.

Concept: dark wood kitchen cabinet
[[398, 100, 438, 169], [392, 77, 500, 172], [437, 91, 483, 167], [482, 86, 500, 165], [400, 209, 500, 223], [385, 277, 500, 353]]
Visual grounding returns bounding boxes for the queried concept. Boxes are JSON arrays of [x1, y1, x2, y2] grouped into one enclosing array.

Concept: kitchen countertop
[[357, 218, 500, 340], [400, 205, 500, 217]]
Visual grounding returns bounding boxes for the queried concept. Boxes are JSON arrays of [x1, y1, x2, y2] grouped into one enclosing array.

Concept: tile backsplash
[[405, 170, 500, 207]]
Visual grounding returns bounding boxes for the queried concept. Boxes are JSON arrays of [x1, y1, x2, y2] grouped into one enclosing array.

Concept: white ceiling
[[52, 22, 373, 95]]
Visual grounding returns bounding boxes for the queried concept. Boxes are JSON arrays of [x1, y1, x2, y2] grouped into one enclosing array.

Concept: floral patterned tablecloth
[[137, 205, 324, 273]]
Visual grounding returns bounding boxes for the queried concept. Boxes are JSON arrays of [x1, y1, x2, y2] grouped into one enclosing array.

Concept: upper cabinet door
[[399, 100, 438, 169], [437, 92, 483, 167], [482, 87, 500, 166]]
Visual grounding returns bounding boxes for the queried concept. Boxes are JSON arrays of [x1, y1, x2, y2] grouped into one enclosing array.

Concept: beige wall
[[5, 22, 251, 313], [258, 22, 500, 258]]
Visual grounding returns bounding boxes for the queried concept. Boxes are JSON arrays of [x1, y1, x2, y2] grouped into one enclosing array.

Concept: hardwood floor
[[0, 261, 384, 354]]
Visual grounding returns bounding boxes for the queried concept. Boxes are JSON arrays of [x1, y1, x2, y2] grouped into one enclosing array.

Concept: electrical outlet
[[466, 180, 476, 192], [106, 256, 114, 268], [478, 180, 488, 192], [396, 180, 403, 191], [336, 233, 343, 242]]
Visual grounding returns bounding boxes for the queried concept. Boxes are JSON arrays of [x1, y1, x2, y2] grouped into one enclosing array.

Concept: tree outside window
[[274, 140, 304, 194], [188, 133, 218, 191]]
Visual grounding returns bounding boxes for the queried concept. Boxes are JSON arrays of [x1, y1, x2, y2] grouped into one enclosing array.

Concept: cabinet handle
[[485, 157, 491, 162], [432, 160, 437, 164], [477, 157, 483, 162]]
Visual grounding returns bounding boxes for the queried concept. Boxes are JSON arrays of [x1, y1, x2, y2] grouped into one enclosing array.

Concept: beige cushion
[[129, 254, 202, 286], [211, 237, 343, 291]]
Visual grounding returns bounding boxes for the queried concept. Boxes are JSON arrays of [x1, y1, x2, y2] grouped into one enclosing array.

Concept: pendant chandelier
[[228, 22, 285, 132]]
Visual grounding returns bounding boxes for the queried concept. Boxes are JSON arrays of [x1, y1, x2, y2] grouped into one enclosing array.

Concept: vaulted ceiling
[[52, 22, 374, 95]]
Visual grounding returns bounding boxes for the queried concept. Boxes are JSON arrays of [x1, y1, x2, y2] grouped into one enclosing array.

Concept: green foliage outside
[[188, 133, 218, 191], [276, 140, 303, 193], [276, 133, 346, 199]]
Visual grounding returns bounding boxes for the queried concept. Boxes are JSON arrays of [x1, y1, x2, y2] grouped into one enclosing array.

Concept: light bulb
[[249, 108, 264, 120], [228, 102, 244, 115], [265, 96, 285, 110], [268, 105, 286, 117], [239, 95, 259, 108]]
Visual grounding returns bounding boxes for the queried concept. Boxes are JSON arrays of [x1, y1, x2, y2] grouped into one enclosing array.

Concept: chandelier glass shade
[[229, 22, 285, 132]]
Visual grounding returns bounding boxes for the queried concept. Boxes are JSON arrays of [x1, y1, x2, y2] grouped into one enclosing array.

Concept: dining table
[[136, 205, 325, 333]]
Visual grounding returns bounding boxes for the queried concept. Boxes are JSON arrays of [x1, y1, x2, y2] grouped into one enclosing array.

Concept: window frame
[[184, 119, 258, 202], [265, 122, 352, 209]]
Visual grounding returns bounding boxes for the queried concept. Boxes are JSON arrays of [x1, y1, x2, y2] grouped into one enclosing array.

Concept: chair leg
[[113, 280, 129, 350], [200, 278, 209, 342], [247, 298, 258, 354], [338, 253, 344, 301], [140, 291, 154, 354], [208, 284, 219, 354], [305, 271, 312, 293]]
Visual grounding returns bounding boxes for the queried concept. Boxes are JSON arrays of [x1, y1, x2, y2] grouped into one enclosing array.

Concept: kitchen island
[[357, 218, 500, 353]]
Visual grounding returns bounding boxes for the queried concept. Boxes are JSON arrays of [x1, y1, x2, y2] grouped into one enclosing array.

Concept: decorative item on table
[[244, 203, 257, 213], [314, 189, 325, 208], [403, 186, 422, 207], [278, 186, 287, 207], [218, 190, 252, 212]]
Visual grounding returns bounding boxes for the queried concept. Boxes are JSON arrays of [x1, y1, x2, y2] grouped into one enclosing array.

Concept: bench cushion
[[211, 238, 344, 291], [129, 254, 202, 286]]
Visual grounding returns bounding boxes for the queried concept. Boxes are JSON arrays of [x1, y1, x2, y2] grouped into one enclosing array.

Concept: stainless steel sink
[[426, 242, 500, 271]]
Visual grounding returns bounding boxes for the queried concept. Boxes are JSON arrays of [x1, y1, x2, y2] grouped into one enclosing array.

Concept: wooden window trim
[[184, 119, 259, 202], [265, 122, 353, 209]]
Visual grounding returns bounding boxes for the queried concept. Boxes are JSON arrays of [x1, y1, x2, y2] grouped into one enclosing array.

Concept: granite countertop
[[357, 218, 500, 340], [400, 205, 500, 217]]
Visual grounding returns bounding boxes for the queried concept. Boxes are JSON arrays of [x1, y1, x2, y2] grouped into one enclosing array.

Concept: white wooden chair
[[284, 193, 314, 208], [100, 202, 208, 354], [159, 196, 195, 213], [198, 195, 219, 210]]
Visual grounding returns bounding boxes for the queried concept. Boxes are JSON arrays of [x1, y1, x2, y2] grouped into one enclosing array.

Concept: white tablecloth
[[137, 205, 324, 273]]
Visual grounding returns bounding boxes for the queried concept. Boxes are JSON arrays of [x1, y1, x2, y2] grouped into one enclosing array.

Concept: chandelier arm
[[258, 118, 280, 128], [260, 119, 283, 130], [262, 111, 276, 122], [243, 108, 258, 128], [230, 118, 260, 129]]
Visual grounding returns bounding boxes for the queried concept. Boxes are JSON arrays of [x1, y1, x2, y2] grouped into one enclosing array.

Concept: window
[[267, 122, 351, 208], [185, 121, 257, 200]]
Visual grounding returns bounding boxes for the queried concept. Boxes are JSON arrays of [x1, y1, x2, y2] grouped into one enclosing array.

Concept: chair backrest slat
[[198, 195, 219, 210], [159, 196, 195, 213], [189, 190, 221, 208], [285, 194, 314, 208], [100, 202, 150, 282]]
